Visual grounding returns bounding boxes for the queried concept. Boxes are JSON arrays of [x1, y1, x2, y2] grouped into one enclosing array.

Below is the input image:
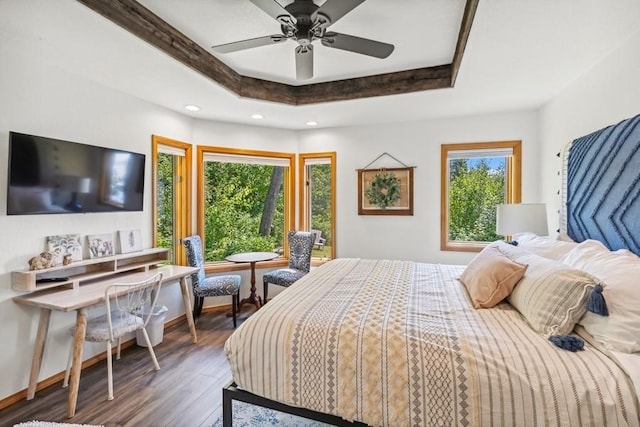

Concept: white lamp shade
[[496, 203, 548, 236], [59, 175, 91, 193]]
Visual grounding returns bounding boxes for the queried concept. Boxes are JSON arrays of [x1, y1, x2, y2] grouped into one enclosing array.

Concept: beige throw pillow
[[506, 249, 599, 336], [459, 244, 528, 308]]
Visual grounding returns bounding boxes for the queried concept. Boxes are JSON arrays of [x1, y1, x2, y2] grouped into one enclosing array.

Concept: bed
[[223, 114, 640, 426]]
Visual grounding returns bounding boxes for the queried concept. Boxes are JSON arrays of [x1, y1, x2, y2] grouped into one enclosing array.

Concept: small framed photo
[[46, 234, 83, 265], [87, 233, 115, 258], [358, 167, 414, 215], [118, 229, 143, 253]]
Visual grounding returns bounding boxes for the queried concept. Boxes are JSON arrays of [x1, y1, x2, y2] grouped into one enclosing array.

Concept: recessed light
[[306, 121, 318, 126], [251, 113, 264, 120], [184, 105, 200, 112]]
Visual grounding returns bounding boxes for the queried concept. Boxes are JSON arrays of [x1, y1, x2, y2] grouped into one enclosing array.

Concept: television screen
[[7, 132, 145, 215]]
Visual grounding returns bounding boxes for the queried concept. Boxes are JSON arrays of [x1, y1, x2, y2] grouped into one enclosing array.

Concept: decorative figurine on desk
[[62, 254, 73, 265], [28, 251, 55, 270]]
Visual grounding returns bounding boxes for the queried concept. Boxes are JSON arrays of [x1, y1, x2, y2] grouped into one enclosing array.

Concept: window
[[298, 152, 336, 262], [441, 141, 522, 252], [197, 146, 294, 268], [152, 135, 191, 264]]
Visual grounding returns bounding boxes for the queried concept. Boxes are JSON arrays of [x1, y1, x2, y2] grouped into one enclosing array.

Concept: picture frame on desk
[[118, 229, 142, 253], [46, 234, 83, 265], [87, 233, 114, 258]]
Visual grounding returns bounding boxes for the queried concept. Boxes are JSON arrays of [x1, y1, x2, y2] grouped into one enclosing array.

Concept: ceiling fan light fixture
[[251, 113, 264, 119], [306, 120, 318, 126], [184, 105, 200, 111], [213, 0, 394, 80]]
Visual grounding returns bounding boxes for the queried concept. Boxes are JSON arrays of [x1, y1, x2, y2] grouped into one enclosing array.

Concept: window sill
[[441, 241, 488, 253], [311, 258, 332, 267]]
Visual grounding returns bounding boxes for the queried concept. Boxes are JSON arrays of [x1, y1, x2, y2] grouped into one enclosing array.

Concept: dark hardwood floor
[[0, 306, 244, 427]]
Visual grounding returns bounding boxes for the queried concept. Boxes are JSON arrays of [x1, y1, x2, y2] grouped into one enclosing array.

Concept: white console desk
[[13, 251, 198, 418]]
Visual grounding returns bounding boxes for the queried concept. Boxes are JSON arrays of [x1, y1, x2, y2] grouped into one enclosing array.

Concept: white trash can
[[136, 305, 168, 347]]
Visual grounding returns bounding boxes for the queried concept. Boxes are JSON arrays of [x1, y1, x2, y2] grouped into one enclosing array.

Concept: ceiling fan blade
[[212, 35, 287, 54], [321, 32, 394, 58], [313, 0, 365, 25], [249, 0, 294, 23], [295, 45, 314, 80]]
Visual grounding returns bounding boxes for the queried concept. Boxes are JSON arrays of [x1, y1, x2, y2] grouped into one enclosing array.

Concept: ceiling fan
[[212, 0, 395, 80]]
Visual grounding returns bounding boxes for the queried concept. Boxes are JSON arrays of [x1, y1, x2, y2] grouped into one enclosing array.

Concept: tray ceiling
[[77, 0, 478, 105]]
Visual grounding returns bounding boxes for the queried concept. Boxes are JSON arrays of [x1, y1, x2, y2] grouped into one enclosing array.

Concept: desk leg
[[67, 308, 87, 418], [180, 276, 198, 343], [27, 308, 52, 400]]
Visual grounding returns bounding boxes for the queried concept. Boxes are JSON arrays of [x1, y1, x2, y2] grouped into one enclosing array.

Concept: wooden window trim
[[440, 140, 522, 252], [151, 135, 192, 265], [298, 152, 337, 260], [196, 145, 295, 266]]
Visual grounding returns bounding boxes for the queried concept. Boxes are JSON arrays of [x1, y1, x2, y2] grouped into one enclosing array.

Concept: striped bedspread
[[225, 258, 639, 426]]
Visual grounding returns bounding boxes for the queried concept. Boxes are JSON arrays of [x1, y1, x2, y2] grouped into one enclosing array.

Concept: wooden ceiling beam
[[451, 0, 480, 86], [76, 0, 477, 105], [292, 65, 453, 105]]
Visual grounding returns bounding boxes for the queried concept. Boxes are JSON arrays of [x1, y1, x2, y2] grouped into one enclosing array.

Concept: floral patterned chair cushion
[[183, 235, 241, 296], [263, 268, 307, 287], [263, 231, 314, 302]]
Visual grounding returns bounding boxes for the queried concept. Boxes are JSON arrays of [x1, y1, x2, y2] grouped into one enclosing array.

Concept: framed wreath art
[[358, 167, 414, 215]]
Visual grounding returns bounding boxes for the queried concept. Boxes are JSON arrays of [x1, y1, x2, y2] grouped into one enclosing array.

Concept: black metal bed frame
[[222, 381, 369, 427]]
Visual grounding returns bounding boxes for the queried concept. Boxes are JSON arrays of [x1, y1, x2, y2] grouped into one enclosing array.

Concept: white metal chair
[[311, 229, 326, 250], [63, 272, 164, 400]]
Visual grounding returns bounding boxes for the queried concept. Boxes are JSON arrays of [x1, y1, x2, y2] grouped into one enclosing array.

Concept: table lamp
[[496, 203, 548, 236]]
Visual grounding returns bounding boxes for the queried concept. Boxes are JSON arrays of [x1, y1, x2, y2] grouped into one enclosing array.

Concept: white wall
[[539, 30, 640, 234], [0, 42, 301, 401], [193, 120, 298, 152], [298, 111, 541, 265], [0, 43, 197, 401]]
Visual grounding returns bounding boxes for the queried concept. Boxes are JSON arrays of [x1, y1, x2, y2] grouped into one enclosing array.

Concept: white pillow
[[557, 232, 575, 243], [512, 232, 577, 260], [562, 239, 640, 353]]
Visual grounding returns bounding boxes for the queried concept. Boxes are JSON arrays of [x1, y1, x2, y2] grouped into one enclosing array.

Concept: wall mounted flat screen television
[[7, 132, 145, 215]]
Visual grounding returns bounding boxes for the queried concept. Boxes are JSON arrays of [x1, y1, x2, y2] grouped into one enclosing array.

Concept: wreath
[[366, 172, 401, 209]]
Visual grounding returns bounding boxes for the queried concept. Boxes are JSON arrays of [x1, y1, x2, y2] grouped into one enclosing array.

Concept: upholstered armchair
[[263, 231, 314, 303], [183, 235, 242, 327]]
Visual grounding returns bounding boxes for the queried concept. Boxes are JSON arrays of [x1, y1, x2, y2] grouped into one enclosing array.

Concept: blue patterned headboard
[[562, 114, 640, 256]]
